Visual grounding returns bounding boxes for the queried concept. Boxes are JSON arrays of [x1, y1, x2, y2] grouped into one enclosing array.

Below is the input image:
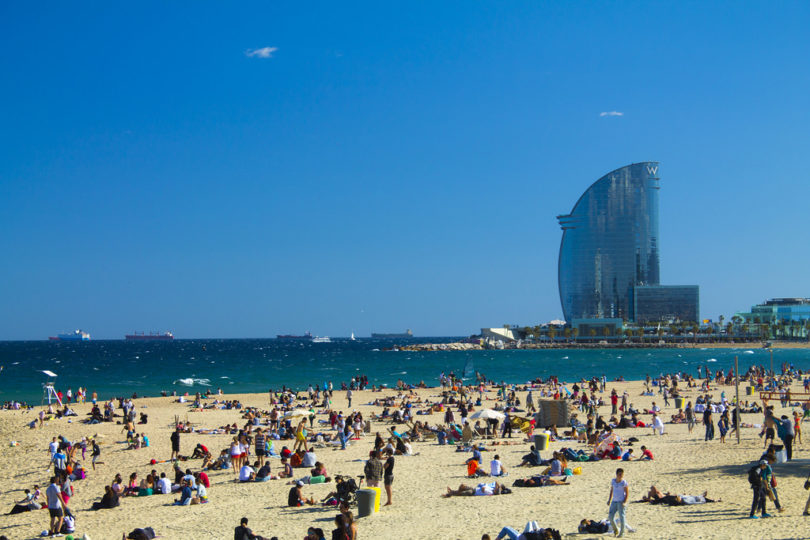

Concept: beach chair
[[461, 424, 474, 445]]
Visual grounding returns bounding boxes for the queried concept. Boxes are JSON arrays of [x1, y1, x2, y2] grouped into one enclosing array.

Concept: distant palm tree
[[572, 327, 580, 342]]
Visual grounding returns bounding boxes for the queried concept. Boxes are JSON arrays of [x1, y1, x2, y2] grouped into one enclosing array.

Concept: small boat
[[350, 332, 356, 341], [312, 336, 331, 343]]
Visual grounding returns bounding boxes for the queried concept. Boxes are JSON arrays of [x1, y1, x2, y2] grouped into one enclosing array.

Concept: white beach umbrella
[[468, 409, 506, 421], [283, 408, 311, 419]]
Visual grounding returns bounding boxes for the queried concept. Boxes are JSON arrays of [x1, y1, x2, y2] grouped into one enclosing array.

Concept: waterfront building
[[633, 285, 700, 324], [557, 162, 699, 323], [736, 298, 810, 324]]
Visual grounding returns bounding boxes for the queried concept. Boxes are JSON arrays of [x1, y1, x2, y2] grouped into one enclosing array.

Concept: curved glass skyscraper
[[557, 162, 661, 322]]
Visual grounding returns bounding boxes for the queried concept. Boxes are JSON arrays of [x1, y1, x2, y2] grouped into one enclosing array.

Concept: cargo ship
[[276, 332, 313, 340], [125, 331, 174, 341], [49, 330, 91, 341], [371, 329, 413, 338]]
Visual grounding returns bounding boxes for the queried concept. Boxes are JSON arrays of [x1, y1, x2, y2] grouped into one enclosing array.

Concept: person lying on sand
[[639, 485, 718, 505], [443, 482, 508, 497], [511, 475, 568, 487]]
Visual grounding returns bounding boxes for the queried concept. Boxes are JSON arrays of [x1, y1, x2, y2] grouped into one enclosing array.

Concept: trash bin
[[675, 397, 684, 409], [364, 420, 372, 433], [356, 489, 376, 518], [534, 432, 550, 451], [369, 486, 381, 512], [746, 386, 754, 396]]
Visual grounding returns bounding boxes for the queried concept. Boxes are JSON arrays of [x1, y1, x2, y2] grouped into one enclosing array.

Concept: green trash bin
[[675, 397, 684, 409], [356, 489, 375, 518], [746, 386, 754, 396]]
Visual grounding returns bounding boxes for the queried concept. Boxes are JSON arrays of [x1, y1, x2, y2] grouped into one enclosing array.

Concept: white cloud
[[245, 47, 278, 59], [600, 111, 624, 117]]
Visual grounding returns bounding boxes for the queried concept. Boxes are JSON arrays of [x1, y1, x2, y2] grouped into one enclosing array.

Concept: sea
[[1, 339, 809, 405]]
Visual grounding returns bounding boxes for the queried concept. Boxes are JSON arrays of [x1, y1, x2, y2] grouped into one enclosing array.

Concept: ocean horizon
[[2, 338, 808, 405]]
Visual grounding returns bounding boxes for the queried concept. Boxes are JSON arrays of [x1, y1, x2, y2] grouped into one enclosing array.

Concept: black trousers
[[783, 435, 794, 460], [750, 487, 766, 516]]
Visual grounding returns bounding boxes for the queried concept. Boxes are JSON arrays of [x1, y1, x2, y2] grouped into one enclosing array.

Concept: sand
[[2, 377, 810, 540]]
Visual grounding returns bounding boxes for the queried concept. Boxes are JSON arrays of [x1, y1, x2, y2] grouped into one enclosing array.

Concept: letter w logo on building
[[646, 165, 658, 176]]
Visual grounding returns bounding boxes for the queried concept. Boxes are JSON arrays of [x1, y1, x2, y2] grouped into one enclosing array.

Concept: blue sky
[[2, 2, 809, 339]]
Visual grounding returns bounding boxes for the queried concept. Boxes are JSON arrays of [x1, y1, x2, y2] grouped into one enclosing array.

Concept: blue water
[[1, 339, 808, 404]]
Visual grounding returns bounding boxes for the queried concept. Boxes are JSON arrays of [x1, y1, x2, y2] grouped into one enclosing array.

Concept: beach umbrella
[[283, 409, 310, 419], [468, 409, 506, 421]]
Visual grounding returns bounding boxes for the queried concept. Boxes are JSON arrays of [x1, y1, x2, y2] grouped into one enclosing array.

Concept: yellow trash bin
[[370, 486, 381, 512]]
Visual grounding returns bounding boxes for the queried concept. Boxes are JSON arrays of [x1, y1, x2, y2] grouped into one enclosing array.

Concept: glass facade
[[632, 285, 700, 324], [558, 162, 661, 322], [738, 298, 810, 324]]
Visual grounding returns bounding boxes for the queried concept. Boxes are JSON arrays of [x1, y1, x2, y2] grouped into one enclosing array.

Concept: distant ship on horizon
[[277, 332, 314, 340], [371, 329, 414, 338], [49, 330, 91, 341], [125, 331, 174, 341]]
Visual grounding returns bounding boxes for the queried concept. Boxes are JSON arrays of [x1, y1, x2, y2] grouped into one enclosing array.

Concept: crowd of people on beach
[[8, 362, 810, 538]]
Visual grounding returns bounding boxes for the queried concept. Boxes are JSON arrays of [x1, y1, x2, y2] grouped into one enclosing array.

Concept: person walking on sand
[[45, 475, 66, 537], [346, 388, 353, 409], [607, 468, 628, 537], [91, 439, 103, 470], [703, 408, 714, 441], [749, 460, 771, 519]]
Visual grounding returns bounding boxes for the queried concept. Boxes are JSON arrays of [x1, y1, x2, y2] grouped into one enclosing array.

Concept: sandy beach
[[3, 377, 810, 540]]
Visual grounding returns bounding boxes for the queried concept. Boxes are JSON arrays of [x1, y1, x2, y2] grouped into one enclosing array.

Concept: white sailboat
[[350, 332, 356, 341]]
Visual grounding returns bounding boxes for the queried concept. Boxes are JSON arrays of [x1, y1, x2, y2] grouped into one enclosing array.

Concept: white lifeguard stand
[[41, 370, 62, 407]]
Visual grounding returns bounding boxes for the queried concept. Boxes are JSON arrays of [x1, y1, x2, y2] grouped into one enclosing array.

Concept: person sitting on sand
[[191, 443, 210, 459], [287, 480, 315, 506], [8, 488, 41, 514], [173, 479, 193, 505], [638, 446, 654, 460], [517, 446, 542, 467], [278, 456, 293, 478], [234, 516, 268, 540], [239, 462, 256, 482], [444, 481, 507, 497], [467, 459, 488, 478], [91, 484, 120, 510]]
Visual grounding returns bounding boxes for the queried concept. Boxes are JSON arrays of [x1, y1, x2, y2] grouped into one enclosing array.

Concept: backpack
[[748, 466, 762, 488]]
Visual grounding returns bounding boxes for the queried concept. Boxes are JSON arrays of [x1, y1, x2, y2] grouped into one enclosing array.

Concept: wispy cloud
[[600, 111, 624, 117], [245, 47, 278, 59]]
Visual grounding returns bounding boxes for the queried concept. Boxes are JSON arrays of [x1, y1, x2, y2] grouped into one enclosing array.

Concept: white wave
[[707, 358, 717, 362], [220, 376, 230, 379], [173, 377, 212, 387], [12, 361, 19, 365], [744, 350, 755, 354], [562, 356, 569, 360], [392, 371, 407, 375]]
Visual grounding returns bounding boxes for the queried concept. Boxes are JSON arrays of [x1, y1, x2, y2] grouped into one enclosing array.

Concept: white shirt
[[46, 483, 62, 509], [611, 478, 628, 503], [490, 460, 503, 476], [474, 482, 495, 496], [49, 441, 58, 457], [239, 466, 254, 482], [156, 477, 171, 494], [302, 452, 317, 467]]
